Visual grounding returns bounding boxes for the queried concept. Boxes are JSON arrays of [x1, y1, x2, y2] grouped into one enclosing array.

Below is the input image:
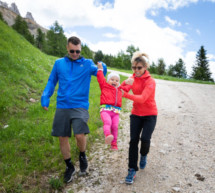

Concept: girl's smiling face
[[108, 76, 120, 87]]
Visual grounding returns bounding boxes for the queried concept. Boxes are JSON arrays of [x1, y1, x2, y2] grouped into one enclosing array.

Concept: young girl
[[97, 62, 131, 150]]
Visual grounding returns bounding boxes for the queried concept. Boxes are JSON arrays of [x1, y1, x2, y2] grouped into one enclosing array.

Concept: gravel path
[[65, 74, 215, 193]]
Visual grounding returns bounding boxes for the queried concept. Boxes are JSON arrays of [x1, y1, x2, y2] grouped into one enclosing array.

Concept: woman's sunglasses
[[70, 50, 81, 54], [131, 66, 143, 70]]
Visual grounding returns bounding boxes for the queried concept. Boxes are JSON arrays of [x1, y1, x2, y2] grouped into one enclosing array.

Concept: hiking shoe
[[125, 168, 136, 184], [105, 134, 114, 144], [79, 154, 88, 175], [111, 141, 118, 151], [64, 166, 75, 183], [139, 155, 147, 169]]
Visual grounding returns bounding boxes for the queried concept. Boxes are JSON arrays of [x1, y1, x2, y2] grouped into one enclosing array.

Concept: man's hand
[[125, 78, 134, 85], [97, 62, 103, 70], [43, 107, 48, 111]]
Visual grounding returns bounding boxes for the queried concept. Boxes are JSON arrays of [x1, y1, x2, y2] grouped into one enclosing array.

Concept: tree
[[126, 45, 139, 58], [157, 58, 166, 75], [44, 21, 67, 57], [12, 15, 35, 44], [94, 50, 104, 63], [149, 62, 157, 74], [35, 28, 46, 51], [191, 46, 213, 81], [174, 58, 187, 78], [81, 44, 93, 59]]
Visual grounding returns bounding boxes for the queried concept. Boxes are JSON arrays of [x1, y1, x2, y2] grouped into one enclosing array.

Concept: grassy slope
[[0, 20, 116, 192]]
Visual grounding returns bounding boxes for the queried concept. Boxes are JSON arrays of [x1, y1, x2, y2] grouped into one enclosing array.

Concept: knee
[[130, 137, 139, 146], [140, 140, 150, 156], [75, 134, 85, 142]]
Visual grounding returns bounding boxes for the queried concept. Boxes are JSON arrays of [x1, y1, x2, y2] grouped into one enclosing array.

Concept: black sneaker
[[64, 166, 76, 183], [79, 154, 88, 175]]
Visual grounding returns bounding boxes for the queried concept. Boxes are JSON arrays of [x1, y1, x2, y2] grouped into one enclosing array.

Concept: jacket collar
[[132, 70, 151, 79], [65, 54, 84, 63]]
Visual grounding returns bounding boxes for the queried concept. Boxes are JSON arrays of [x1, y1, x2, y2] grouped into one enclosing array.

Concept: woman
[[121, 51, 158, 184]]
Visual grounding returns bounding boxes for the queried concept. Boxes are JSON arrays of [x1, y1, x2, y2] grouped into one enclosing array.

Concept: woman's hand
[[125, 78, 134, 85], [97, 62, 103, 70]]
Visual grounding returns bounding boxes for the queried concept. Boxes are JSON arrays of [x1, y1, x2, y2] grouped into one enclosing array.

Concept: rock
[[10, 3, 20, 15], [26, 12, 35, 21], [172, 186, 180, 192], [3, 125, 9, 129]]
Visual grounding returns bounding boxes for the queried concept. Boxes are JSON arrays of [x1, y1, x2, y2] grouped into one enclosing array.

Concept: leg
[[129, 114, 143, 171], [59, 137, 71, 159], [59, 137, 76, 183], [111, 112, 119, 143], [100, 111, 112, 136], [100, 111, 114, 144], [75, 134, 87, 152], [139, 116, 157, 170], [140, 116, 157, 156]]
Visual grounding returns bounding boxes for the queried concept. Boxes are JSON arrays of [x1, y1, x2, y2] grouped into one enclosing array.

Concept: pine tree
[[174, 58, 187, 78], [44, 21, 67, 57], [35, 28, 46, 51], [157, 58, 166, 75], [191, 46, 213, 82], [12, 15, 35, 44]]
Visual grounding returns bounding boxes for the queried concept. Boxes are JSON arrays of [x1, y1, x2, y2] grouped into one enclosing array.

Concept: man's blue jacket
[[41, 56, 107, 110]]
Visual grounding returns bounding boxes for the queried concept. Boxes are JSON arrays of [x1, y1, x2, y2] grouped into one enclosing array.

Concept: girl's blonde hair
[[131, 51, 150, 69]]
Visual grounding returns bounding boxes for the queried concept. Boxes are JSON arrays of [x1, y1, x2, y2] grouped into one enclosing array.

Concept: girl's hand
[[125, 78, 134, 85], [97, 62, 103, 70]]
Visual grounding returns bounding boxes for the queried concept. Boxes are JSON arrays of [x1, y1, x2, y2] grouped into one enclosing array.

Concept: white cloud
[[103, 33, 117, 38], [165, 16, 181, 26], [4, 0, 215, 78], [196, 29, 201, 35]]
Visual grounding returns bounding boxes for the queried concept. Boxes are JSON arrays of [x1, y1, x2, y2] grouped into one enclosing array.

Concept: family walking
[[41, 36, 157, 185]]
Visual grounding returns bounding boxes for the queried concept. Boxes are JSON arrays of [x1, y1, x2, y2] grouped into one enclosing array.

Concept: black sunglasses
[[70, 50, 81, 54], [131, 66, 143, 70]]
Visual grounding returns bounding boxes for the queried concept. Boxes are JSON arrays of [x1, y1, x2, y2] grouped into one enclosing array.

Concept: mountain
[[0, 1, 48, 37]]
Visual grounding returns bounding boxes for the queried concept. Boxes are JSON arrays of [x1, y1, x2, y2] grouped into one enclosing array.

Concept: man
[[41, 36, 107, 183]]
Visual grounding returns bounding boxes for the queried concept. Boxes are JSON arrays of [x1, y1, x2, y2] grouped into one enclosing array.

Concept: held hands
[[97, 62, 103, 70], [125, 77, 134, 85]]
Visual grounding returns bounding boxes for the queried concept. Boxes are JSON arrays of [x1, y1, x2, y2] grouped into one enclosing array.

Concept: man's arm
[[90, 60, 107, 77], [41, 62, 58, 110]]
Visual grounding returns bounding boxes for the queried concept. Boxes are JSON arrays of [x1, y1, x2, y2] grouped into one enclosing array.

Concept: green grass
[[0, 20, 127, 192]]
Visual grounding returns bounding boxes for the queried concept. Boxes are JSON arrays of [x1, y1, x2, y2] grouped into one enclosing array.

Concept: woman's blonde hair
[[131, 51, 150, 69]]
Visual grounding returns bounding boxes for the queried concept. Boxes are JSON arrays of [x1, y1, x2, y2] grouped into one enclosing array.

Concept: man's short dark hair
[[68, 36, 81, 45]]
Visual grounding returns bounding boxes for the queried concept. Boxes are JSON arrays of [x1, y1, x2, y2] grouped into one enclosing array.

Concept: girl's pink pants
[[100, 110, 119, 143]]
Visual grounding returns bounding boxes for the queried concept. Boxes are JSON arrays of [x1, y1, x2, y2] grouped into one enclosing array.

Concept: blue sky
[[4, 0, 215, 79]]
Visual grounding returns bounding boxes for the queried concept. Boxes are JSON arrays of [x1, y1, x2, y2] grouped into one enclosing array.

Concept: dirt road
[[66, 72, 215, 193]]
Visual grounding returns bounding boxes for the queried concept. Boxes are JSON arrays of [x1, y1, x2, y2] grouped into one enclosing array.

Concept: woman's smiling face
[[132, 62, 147, 77]]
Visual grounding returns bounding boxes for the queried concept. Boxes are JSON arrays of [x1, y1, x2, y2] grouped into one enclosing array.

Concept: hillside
[[0, 20, 55, 126], [0, 20, 107, 192]]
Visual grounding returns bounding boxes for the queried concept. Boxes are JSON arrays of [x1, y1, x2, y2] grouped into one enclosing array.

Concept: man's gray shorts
[[52, 108, 89, 137]]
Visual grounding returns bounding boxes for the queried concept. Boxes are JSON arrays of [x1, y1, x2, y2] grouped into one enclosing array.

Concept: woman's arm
[[123, 80, 155, 103]]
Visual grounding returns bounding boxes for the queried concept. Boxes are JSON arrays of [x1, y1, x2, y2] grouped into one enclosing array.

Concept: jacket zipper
[[114, 88, 118, 106]]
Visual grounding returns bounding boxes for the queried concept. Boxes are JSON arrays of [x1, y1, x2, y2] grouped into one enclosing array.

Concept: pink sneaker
[[111, 142, 118, 151], [105, 134, 114, 144]]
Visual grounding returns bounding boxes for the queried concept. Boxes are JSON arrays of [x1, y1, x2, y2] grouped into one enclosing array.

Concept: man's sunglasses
[[131, 66, 143, 70], [70, 50, 81, 54]]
